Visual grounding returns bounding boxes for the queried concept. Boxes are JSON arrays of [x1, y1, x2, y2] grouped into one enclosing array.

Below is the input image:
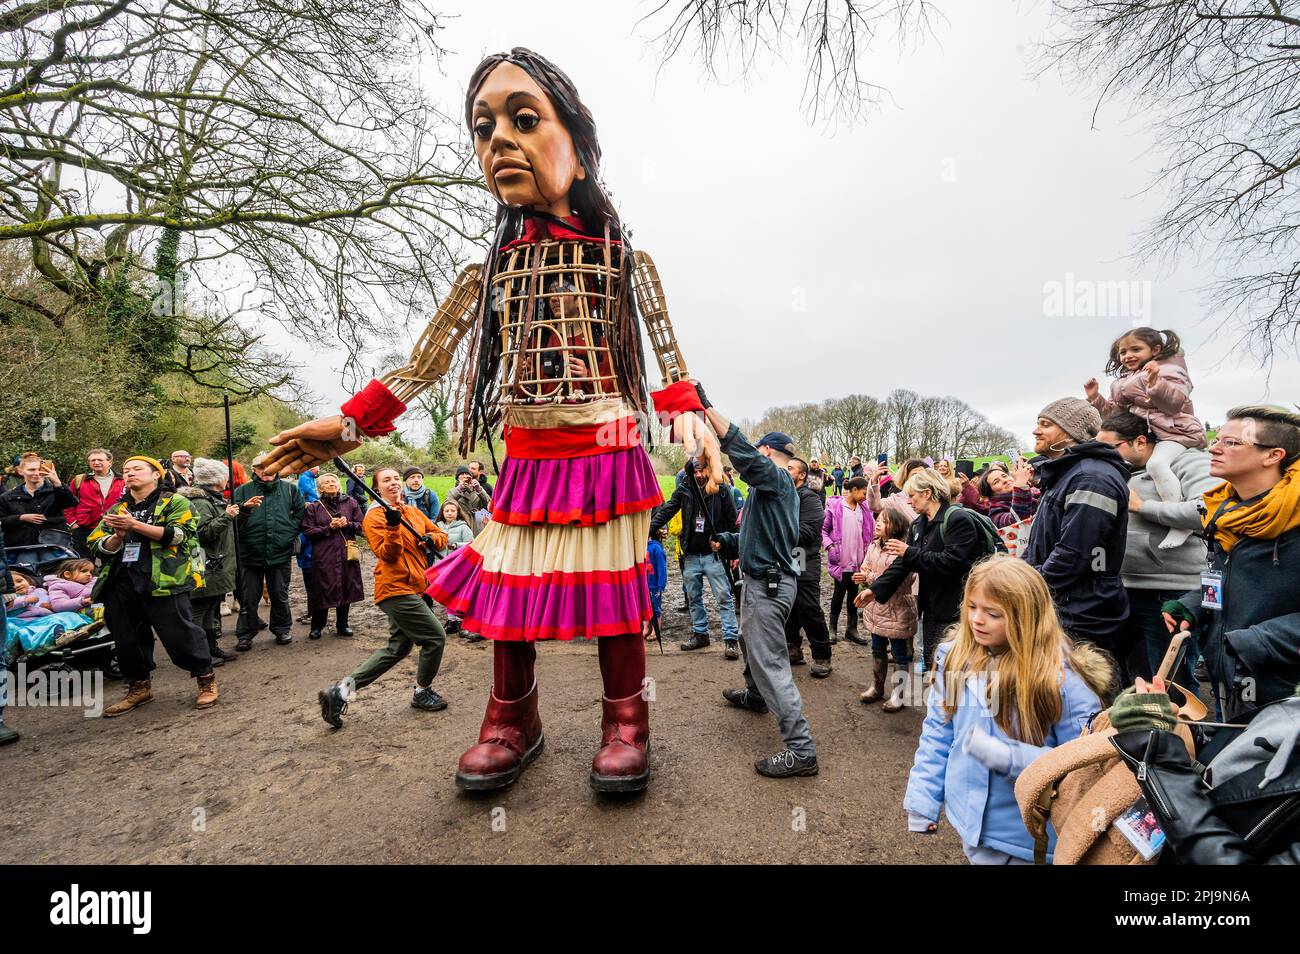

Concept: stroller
[[4, 541, 117, 679]]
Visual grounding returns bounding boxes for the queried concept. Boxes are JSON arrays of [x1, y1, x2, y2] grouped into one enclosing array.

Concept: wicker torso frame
[[491, 238, 626, 405], [379, 241, 689, 416]]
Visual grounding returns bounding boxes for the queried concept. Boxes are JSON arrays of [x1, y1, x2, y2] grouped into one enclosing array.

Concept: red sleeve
[[650, 380, 704, 417], [341, 379, 407, 437]]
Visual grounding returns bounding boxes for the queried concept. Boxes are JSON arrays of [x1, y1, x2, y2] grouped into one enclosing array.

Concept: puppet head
[[465, 48, 604, 220]]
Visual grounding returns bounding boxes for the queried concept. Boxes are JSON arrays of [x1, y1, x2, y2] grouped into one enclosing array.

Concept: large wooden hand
[[262, 415, 363, 477]]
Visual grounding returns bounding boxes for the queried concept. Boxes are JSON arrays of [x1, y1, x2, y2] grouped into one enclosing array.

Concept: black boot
[[208, 635, 236, 665]]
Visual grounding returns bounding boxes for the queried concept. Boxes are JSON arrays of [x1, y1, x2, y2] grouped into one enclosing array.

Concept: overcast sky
[[297, 0, 1300, 448]]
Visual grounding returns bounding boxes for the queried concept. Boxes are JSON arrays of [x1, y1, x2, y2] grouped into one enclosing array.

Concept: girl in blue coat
[[905, 556, 1113, 863]]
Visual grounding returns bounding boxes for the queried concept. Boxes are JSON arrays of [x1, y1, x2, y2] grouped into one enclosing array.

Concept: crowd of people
[[637, 326, 1300, 863], [0, 449, 497, 727], [2, 324, 1298, 864]]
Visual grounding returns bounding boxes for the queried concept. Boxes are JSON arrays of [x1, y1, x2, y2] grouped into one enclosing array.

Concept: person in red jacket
[[64, 449, 125, 558]]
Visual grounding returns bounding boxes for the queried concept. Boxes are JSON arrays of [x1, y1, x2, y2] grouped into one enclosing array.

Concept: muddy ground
[[1, 555, 963, 865]]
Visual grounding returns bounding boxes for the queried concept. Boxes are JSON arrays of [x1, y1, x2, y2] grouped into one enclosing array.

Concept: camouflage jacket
[[89, 489, 203, 598]]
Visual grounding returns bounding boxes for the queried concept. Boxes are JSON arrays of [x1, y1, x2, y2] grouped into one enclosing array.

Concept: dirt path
[[0, 557, 963, 864]]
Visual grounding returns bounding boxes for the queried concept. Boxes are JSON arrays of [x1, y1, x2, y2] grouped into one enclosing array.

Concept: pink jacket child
[[1087, 332, 1205, 550], [857, 541, 918, 641], [822, 495, 875, 580], [44, 574, 93, 613], [1087, 352, 1205, 450]]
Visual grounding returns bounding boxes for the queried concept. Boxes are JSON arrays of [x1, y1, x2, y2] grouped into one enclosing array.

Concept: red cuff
[[341, 379, 407, 437], [650, 380, 704, 417]]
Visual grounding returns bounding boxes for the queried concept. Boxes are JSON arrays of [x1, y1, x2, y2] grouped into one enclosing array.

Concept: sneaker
[[464, 631, 484, 643], [236, 637, 253, 652], [723, 641, 740, 661], [755, 748, 819, 778], [308, 629, 322, 640], [788, 645, 806, 666], [411, 687, 448, 711], [318, 684, 347, 728], [444, 617, 463, 636], [681, 633, 710, 651], [810, 659, 832, 679], [722, 687, 768, 714], [295, 612, 312, 624], [0, 725, 18, 746]]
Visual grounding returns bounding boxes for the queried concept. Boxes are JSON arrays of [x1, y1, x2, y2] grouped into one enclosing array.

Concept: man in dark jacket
[[232, 455, 304, 650], [1163, 405, 1300, 720], [700, 407, 817, 779], [649, 457, 739, 657], [783, 458, 832, 676], [1022, 398, 1130, 655], [0, 456, 78, 548]]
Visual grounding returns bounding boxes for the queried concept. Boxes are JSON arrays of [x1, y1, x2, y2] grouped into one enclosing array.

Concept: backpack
[[937, 504, 1007, 558]]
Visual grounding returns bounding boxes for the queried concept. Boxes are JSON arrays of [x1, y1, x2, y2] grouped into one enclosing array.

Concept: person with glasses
[[1161, 405, 1300, 720], [1097, 411, 1219, 687]]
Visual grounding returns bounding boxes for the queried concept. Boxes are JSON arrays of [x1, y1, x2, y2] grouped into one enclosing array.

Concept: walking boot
[[590, 689, 650, 794], [788, 643, 805, 666], [881, 663, 906, 713], [209, 636, 237, 664], [103, 679, 153, 718], [455, 681, 544, 792], [195, 673, 218, 709], [860, 656, 888, 704]]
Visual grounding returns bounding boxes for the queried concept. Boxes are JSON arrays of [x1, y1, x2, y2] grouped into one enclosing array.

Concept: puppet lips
[[493, 158, 531, 177]]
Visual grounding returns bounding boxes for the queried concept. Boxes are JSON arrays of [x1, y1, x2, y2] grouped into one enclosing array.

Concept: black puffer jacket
[[870, 501, 984, 623], [1111, 696, 1300, 864]]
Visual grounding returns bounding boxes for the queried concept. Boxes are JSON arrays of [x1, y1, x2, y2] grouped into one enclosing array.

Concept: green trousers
[[349, 594, 446, 691]]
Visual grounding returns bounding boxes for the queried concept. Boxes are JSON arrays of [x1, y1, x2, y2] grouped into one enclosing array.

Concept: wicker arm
[[630, 250, 689, 387], [380, 264, 482, 403]]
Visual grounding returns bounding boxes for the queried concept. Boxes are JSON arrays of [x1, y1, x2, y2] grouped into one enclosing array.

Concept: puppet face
[[470, 62, 585, 214]]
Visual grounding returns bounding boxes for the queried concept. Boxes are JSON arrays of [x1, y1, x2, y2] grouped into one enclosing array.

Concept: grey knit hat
[[192, 457, 229, 487], [1038, 398, 1102, 445]]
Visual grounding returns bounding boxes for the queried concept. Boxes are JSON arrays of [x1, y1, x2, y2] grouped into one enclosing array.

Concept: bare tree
[[1047, 1, 1300, 361], [0, 0, 486, 372], [644, 0, 942, 122]]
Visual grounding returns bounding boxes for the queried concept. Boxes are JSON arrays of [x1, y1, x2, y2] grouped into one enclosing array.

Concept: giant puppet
[[261, 49, 723, 794]]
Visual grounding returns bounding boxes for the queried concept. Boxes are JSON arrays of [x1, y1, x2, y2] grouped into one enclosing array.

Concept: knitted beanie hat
[[1038, 398, 1102, 445], [192, 457, 229, 487]]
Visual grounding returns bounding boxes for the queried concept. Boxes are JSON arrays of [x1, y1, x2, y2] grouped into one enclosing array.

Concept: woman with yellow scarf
[[1162, 405, 1300, 719]]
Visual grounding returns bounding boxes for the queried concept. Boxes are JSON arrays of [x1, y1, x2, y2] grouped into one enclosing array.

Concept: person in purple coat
[[822, 477, 874, 644], [301, 473, 365, 640]]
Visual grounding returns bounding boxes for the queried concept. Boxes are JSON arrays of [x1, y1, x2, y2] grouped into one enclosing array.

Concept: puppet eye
[[473, 120, 493, 140], [515, 111, 540, 131]]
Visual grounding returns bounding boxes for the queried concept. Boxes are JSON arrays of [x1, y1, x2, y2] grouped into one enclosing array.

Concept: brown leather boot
[[195, 672, 218, 709], [103, 680, 152, 718], [455, 681, 544, 791], [860, 655, 888, 704], [590, 689, 650, 793]]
